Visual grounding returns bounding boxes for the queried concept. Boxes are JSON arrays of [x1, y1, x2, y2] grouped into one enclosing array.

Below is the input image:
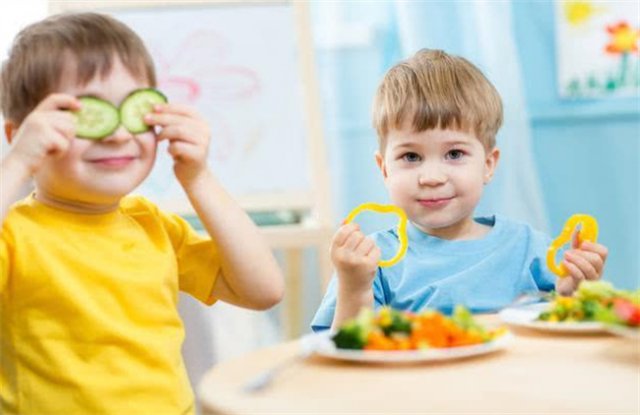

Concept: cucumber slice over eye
[[120, 88, 167, 134], [74, 96, 120, 140]]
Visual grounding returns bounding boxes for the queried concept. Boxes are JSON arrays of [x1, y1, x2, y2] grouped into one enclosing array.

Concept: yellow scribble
[[563, 1, 601, 26]]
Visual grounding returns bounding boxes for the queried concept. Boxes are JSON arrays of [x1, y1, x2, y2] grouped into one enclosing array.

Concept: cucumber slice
[[74, 96, 119, 140], [120, 88, 167, 134]]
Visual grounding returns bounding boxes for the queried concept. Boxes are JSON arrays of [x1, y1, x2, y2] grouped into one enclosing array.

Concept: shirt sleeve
[[157, 208, 222, 305], [310, 270, 386, 333], [529, 229, 556, 291], [310, 276, 337, 332], [0, 234, 10, 293]]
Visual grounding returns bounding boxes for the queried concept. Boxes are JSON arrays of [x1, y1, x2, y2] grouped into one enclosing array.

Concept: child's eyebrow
[[394, 142, 416, 148], [390, 142, 419, 152], [443, 140, 473, 147]]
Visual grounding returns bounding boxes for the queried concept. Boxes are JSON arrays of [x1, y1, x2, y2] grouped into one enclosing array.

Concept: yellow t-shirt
[[0, 195, 220, 414]]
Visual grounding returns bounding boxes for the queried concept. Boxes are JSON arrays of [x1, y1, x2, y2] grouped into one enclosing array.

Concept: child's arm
[[146, 104, 284, 310], [555, 239, 608, 295], [1, 94, 78, 224], [329, 223, 380, 330]]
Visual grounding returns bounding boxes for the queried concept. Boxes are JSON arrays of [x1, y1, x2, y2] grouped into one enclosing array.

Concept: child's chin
[[87, 183, 141, 200], [412, 218, 461, 233]]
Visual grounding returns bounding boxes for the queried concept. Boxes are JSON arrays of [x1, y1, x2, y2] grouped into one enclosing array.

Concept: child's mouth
[[89, 156, 136, 168], [417, 197, 453, 208]]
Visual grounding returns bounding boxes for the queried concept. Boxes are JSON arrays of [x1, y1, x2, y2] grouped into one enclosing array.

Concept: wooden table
[[198, 320, 640, 414]]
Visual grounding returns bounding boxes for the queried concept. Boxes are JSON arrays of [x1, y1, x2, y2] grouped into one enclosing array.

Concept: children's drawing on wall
[[152, 29, 261, 164], [114, 5, 310, 211], [555, 0, 640, 98]]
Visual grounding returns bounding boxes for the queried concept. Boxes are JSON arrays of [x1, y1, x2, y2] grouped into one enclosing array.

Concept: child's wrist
[[337, 276, 373, 297], [3, 152, 35, 179], [178, 166, 211, 190]]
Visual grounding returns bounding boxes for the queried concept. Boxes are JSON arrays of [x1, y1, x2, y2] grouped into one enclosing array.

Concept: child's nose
[[102, 125, 133, 143], [418, 164, 447, 186]]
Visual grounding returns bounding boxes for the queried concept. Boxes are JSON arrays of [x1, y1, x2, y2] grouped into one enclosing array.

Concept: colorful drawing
[[113, 5, 311, 207], [556, 0, 640, 98]]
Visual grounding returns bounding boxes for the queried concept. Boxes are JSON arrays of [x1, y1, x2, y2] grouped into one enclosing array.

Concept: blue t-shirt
[[311, 215, 556, 332]]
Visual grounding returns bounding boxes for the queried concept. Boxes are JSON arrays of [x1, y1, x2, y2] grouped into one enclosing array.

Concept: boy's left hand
[[144, 103, 210, 185], [556, 235, 608, 295]]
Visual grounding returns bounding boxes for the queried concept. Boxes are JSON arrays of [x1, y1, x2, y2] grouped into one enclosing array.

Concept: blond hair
[[1, 12, 156, 125], [372, 49, 503, 152]]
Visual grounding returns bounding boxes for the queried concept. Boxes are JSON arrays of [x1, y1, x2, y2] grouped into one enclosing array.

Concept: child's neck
[[416, 217, 491, 241], [34, 189, 120, 215]]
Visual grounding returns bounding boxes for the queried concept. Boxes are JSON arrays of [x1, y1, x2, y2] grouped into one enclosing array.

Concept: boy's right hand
[[331, 223, 381, 290], [6, 93, 79, 175]]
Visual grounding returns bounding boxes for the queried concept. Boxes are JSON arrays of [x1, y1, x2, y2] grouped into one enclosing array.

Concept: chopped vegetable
[[74, 96, 119, 140], [332, 306, 504, 351], [538, 281, 640, 327], [332, 308, 374, 350]]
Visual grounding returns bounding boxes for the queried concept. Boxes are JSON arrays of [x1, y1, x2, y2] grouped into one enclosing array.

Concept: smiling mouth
[[417, 197, 453, 207], [89, 156, 136, 167]]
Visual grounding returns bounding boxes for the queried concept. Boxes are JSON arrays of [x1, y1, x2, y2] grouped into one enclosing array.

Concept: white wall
[[0, 0, 47, 156]]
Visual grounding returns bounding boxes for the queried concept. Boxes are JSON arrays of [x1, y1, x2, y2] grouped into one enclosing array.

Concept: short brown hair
[[372, 49, 503, 152], [1, 12, 156, 125]]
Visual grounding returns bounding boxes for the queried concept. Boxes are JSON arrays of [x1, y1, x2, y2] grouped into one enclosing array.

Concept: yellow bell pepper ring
[[546, 214, 599, 277], [344, 203, 408, 268]]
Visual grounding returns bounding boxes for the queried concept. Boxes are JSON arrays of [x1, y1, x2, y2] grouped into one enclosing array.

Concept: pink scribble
[[158, 76, 201, 103], [148, 29, 263, 163]]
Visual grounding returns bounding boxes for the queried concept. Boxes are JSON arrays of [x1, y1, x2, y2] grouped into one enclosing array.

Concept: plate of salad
[[499, 281, 640, 334], [313, 306, 511, 363]]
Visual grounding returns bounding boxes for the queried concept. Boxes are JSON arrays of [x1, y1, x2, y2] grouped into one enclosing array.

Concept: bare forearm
[[331, 281, 374, 331], [182, 169, 284, 309], [0, 155, 31, 225]]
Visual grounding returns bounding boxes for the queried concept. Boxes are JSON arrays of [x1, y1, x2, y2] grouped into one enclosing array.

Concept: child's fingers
[[575, 247, 605, 277], [153, 102, 199, 118], [562, 259, 585, 284], [36, 111, 75, 136], [355, 237, 376, 256], [564, 250, 599, 281], [156, 124, 186, 142], [156, 124, 199, 143], [343, 231, 365, 252], [333, 223, 359, 247], [167, 140, 198, 162], [144, 111, 187, 128], [555, 275, 578, 296], [36, 93, 80, 111], [51, 113, 77, 142], [579, 241, 608, 262], [367, 245, 381, 262]]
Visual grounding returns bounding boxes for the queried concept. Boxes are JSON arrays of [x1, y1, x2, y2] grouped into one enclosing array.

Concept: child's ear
[[375, 150, 388, 179], [483, 147, 500, 184], [4, 121, 15, 144]]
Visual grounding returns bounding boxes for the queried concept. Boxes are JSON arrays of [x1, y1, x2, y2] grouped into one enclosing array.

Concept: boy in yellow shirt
[[0, 12, 283, 414]]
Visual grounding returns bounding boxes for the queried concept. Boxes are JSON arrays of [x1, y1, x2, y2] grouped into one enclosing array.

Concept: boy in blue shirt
[[312, 49, 608, 332]]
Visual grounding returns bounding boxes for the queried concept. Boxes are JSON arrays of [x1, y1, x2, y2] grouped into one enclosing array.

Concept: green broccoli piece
[[332, 308, 375, 350], [332, 321, 367, 350], [380, 309, 412, 336]]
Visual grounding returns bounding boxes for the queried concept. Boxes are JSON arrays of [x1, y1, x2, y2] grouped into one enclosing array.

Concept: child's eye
[[401, 152, 421, 162], [445, 149, 465, 160]]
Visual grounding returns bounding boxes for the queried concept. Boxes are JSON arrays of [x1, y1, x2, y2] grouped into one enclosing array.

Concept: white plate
[[309, 330, 512, 363], [498, 303, 604, 333], [606, 324, 640, 339]]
